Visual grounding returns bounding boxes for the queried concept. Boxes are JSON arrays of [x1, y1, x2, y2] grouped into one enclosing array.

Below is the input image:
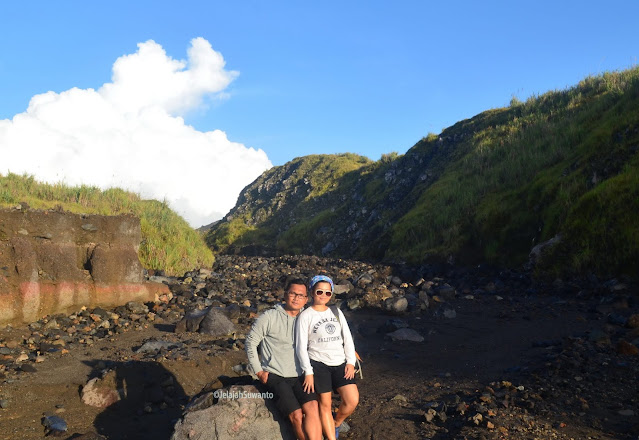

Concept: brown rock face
[[0, 209, 169, 325]]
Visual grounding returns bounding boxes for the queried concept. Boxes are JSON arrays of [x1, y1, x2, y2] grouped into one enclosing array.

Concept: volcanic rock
[[170, 385, 296, 440]]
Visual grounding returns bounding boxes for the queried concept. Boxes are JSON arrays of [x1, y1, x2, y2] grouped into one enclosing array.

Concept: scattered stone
[[616, 340, 639, 355], [136, 340, 185, 354], [384, 297, 408, 314], [346, 298, 361, 310], [41, 414, 68, 436], [175, 309, 208, 333], [0, 399, 8, 409], [379, 318, 409, 333], [618, 409, 635, 417], [199, 308, 237, 337], [334, 281, 353, 295], [607, 313, 627, 326], [175, 307, 236, 337], [386, 328, 424, 342], [588, 329, 611, 346], [436, 284, 456, 300], [126, 301, 149, 315], [81, 223, 98, 232], [20, 364, 37, 373], [391, 394, 408, 403], [81, 372, 123, 408], [433, 303, 457, 319]]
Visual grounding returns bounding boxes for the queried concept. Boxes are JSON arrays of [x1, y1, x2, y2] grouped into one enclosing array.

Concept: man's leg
[[334, 384, 359, 428], [268, 375, 306, 440], [288, 408, 306, 440]]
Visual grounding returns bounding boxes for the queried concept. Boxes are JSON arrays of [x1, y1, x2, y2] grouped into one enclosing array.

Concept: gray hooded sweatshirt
[[245, 304, 303, 378]]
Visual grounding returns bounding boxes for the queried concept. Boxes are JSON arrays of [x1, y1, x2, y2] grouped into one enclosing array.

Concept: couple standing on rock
[[246, 275, 359, 440]]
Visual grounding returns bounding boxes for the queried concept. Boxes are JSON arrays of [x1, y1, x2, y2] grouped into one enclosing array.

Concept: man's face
[[284, 283, 308, 311]]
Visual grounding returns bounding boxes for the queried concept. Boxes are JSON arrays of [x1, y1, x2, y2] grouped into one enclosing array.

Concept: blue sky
[[1, 1, 638, 225]]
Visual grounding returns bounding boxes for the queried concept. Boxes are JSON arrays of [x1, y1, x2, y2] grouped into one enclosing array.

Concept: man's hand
[[303, 374, 315, 393], [344, 364, 355, 380], [256, 370, 269, 384]]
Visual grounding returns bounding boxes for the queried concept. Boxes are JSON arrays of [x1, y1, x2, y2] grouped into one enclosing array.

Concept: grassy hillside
[[0, 173, 214, 275], [206, 153, 372, 254], [388, 67, 639, 275], [208, 67, 639, 277]]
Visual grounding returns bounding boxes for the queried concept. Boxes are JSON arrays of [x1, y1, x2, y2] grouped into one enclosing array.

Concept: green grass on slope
[[206, 153, 371, 253], [552, 157, 639, 276], [387, 67, 639, 275], [0, 173, 213, 275]]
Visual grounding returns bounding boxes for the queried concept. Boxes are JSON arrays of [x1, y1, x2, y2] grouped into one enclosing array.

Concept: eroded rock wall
[[0, 209, 169, 325]]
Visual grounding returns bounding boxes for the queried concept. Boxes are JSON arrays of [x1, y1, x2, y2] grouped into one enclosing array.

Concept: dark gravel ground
[[0, 255, 637, 439]]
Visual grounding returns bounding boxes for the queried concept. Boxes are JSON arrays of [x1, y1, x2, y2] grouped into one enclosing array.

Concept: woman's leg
[[318, 391, 336, 440], [334, 384, 359, 428]]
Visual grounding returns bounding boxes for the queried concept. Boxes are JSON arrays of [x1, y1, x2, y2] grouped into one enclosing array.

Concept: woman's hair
[[308, 275, 334, 292]]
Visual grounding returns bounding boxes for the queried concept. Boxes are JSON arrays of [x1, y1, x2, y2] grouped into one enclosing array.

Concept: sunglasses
[[314, 290, 332, 297]]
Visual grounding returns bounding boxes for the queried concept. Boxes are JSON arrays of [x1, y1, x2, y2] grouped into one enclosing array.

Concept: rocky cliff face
[[0, 208, 169, 325]]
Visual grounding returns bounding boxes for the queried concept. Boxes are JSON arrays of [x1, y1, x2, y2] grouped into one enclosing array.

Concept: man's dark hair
[[285, 277, 307, 292]]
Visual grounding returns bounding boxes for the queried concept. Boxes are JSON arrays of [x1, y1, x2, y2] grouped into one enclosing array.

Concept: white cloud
[[0, 37, 271, 227]]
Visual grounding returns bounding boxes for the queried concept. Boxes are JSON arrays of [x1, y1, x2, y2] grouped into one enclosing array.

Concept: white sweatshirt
[[295, 306, 356, 376]]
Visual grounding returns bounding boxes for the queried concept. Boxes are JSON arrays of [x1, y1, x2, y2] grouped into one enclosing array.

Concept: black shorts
[[266, 373, 318, 416], [310, 360, 357, 394]]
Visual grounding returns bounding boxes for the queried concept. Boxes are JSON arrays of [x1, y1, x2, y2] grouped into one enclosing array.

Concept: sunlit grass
[[0, 173, 213, 275]]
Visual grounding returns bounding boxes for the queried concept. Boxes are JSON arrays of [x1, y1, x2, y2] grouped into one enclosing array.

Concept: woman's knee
[[318, 393, 333, 410], [339, 386, 359, 409]]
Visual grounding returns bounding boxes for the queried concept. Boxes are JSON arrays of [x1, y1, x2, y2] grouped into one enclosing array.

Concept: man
[[245, 278, 322, 440]]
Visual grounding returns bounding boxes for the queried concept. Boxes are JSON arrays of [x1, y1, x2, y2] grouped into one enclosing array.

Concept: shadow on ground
[[82, 360, 188, 440]]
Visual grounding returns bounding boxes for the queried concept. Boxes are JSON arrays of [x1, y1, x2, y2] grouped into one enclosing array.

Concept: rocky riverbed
[[0, 255, 638, 439]]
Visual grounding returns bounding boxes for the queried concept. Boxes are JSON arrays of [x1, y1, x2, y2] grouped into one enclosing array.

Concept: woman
[[296, 275, 359, 440]]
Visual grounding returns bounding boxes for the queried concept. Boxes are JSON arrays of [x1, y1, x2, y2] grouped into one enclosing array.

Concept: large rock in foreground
[[171, 385, 295, 440], [0, 209, 169, 325]]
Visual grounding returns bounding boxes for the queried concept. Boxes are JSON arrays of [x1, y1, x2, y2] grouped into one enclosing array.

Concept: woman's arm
[[295, 311, 314, 377], [338, 309, 357, 367]]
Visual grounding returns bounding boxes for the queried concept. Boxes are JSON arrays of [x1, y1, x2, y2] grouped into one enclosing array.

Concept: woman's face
[[312, 281, 333, 306]]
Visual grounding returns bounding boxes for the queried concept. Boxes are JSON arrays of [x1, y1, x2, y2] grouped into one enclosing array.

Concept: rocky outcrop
[[0, 208, 169, 325], [171, 385, 296, 440]]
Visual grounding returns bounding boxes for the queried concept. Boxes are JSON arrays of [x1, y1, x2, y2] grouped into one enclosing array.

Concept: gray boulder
[[436, 284, 456, 301], [200, 308, 237, 336], [387, 328, 424, 342], [175, 307, 237, 337], [384, 297, 408, 314], [171, 385, 296, 440]]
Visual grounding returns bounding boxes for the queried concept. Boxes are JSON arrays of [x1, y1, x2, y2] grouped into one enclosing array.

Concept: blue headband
[[309, 275, 334, 292]]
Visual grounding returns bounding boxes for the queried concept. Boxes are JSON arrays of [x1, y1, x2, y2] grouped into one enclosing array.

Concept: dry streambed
[[0, 255, 637, 439]]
